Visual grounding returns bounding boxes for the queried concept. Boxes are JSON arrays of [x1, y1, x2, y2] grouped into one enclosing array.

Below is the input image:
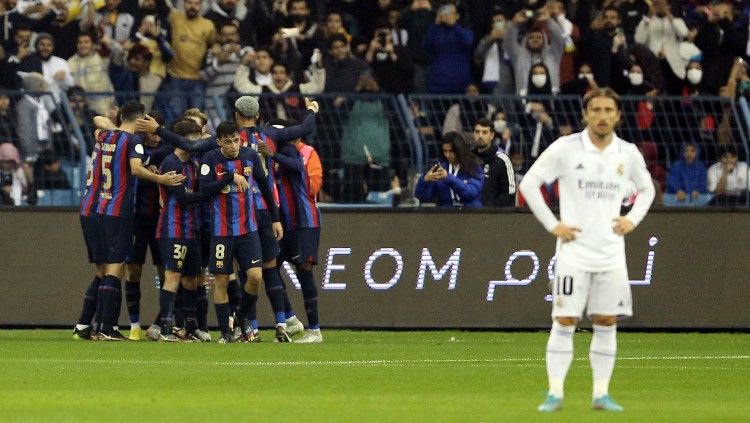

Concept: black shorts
[[97, 214, 135, 264], [280, 227, 320, 265], [199, 229, 211, 268], [159, 237, 201, 277], [256, 208, 280, 263], [127, 214, 162, 265], [208, 232, 262, 274], [80, 215, 104, 264]]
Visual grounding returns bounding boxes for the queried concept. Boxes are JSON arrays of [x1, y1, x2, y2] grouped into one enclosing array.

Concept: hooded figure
[[666, 142, 707, 195], [503, 19, 565, 94]]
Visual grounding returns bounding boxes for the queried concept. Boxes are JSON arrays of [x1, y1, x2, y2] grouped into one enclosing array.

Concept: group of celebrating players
[[72, 95, 324, 344]]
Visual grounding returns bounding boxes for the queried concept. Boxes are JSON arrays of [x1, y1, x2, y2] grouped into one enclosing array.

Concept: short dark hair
[[149, 110, 166, 126], [171, 119, 202, 137], [327, 33, 348, 49], [474, 117, 493, 132], [77, 32, 97, 43], [721, 146, 738, 157], [119, 101, 145, 123], [582, 87, 621, 111], [216, 121, 239, 139], [127, 44, 153, 62]]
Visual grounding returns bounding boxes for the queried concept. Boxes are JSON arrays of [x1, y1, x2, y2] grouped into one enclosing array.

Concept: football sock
[[590, 324, 617, 399], [125, 281, 141, 327], [237, 291, 258, 331], [159, 290, 177, 335], [227, 278, 242, 315], [99, 275, 122, 335], [77, 276, 101, 326], [173, 286, 186, 329], [263, 268, 286, 325], [214, 302, 231, 335], [183, 288, 198, 333], [546, 321, 575, 398], [298, 268, 319, 330], [196, 285, 209, 332]]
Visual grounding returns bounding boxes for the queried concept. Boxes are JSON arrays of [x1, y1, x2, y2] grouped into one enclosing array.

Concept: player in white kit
[[519, 88, 655, 412]]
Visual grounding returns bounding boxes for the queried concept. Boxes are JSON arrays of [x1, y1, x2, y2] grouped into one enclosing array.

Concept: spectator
[[201, 23, 249, 98], [365, 20, 414, 94], [518, 64, 557, 160], [637, 140, 666, 194], [0, 142, 29, 205], [666, 142, 707, 203], [681, 60, 709, 96], [274, 0, 324, 70], [582, 6, 628, 89], [634, 0, 689, 95], [166, 0, 216, 116], [234, 46, 277, 94], [44, 0, 81, 60], [398, 0, 434, 92], [616, 0, 649, 45], [32, 148, 70, 189], [474, 10, 514, 95], [124, 44, 160, 112], [324, 34, 370, 95], [131, 11, 173, 91], [338, 74, 391, 202], [472, 118, 515, 207], [708, 146, 748, 206], [0, 94, 15, 145], [16, 33, 74, 102], [504, 7, 565, 95], [386, 4, 408, 48], [693, 2, 740, 95], [323, 11, 352, 45], [259, 62, 324, 122], [422, 3, 473, 94], [491, 110, 516, 154], [442, 83, 496, 136], [547, 0, 578, 85], [204, 0, 273, 47], [15, 73, 51, 164], [67, 86, 99, 153], [560, 62, 598, 96], [622, 63, 658, 95], [80, 0, 134, 44], [415, 131, 483, 208], [68, 32, 115, 115]]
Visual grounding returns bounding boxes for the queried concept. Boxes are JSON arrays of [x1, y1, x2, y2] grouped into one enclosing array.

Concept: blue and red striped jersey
[[135, 143, 173, 216], [79, 140, 103, 217], [275, 142, 321, 230], [239, 127, 279, 211], [199, 147, 264, 237], [96, 130, 145, 217], [156, 154, 200, 239]]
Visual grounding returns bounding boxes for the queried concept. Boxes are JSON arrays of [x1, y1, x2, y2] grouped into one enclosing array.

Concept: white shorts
[[551, 258, 633, 319]]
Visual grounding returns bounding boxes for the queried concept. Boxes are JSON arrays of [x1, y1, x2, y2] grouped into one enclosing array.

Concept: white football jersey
[[523, 129, 655, 272]]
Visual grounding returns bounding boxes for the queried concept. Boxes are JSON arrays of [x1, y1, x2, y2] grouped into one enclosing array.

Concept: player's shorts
[[199, 229, 211, 268], [97, 214, 135, 264], [279, 227, 320, 265], [551, 258, 633, 319], [256, 208, 280, 263], [158, 237, 201, 277], [80, 215, 104, 264], [208, 232, 262, 274], [127, 214, 162, 265]]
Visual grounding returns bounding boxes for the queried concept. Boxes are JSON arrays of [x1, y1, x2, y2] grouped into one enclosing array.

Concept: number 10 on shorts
[[555, 275, 574, 295]]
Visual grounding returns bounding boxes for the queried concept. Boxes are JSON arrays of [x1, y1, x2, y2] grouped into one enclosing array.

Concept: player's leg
[[277, 233, 303, 333], [74, 216, 104, 340], [586, 266, 632, 412], [180, 238, 202, 340], [196, 229, 212, 335], [98, 216, 131, 340], [256, 209, 290, 339], [235, 233, 263, 342], [125, 217, 150, 339], [227, 272, 242, 337], [210, 236, 234, 343], [538, 259, 590, 411], [293, 228, 322, 343]]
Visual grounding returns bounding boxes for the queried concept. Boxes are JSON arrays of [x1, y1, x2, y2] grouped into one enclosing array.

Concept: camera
[[1, 171, 12, 187]]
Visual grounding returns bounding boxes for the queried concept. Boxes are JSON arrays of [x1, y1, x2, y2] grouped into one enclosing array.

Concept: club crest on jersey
[[216, 260, 224, 269], [244, 167, 252, 176], [221, 185, 231, 194], [617, 163, 624, 176]]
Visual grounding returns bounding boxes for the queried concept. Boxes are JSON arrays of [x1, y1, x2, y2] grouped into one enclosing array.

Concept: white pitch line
[[0, 355, 747, 367]]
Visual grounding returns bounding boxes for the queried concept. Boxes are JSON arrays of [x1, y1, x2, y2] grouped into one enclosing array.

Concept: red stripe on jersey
[[235, 159, 248, 234], [217, 163, 229, 236], [110, 136, 128, 216]]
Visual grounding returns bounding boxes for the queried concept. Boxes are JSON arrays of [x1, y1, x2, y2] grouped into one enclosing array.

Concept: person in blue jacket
[[415, 131, 483, 207], [665, 142, 707, 202]]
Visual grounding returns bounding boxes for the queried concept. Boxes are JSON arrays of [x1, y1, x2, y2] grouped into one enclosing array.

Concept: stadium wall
[[1, 209, 749, 329]]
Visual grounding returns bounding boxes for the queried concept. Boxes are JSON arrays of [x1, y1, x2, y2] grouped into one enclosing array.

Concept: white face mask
[[628, 72, 643, 86], [494, 119, 507, 133], [578, 72, 593, 80], [531, 74, 547, 88], [687, 68, 702, 85]]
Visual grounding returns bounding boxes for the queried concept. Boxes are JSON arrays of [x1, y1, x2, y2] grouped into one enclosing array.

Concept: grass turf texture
[[0, 330, 747, 422]]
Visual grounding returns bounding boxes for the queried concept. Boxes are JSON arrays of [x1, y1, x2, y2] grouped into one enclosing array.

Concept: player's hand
[[272, 221, 283, 240], [93, 115, 116, 130], [257, 142, 273, 157], [233, 172, 249, 192], [305, 97, 320, 113], [612, 216, 635, 236], [136, 115, 159, 134], [551, 223, 581, 242], [676, 189, 687, 201], [159, 171, 186, 186]]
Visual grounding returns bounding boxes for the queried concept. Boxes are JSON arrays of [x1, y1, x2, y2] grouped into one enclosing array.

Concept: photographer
[[422, 3, 473, 94], [365, 21, 414, 94], [0, 142, 29, 206]]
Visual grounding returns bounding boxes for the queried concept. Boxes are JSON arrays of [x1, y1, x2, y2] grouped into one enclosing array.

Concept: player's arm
[[93, 116, 116, 130], [252, 153, 283, 239], [131, 157, 185, 185], [618, 148, 656, 235], [272, 144, 305, 173], [136, 114, 218, 153], [263, 99, 319, 142], [162, 160, 233, 204]]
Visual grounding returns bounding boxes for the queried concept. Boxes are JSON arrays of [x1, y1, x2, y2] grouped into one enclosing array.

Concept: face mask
[[578, 73, 593, 80], [494, 119, 507, 133], [687, 69, 702, 85], [531, 74, 547, 88], [292, 14, 306, 24], [628, 72, 643, 86]]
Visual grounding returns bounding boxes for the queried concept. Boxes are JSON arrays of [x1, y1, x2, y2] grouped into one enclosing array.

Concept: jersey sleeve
[[198, 153, 217, 184], [128, 137, 146, 162], [625, 146, 655, 227]]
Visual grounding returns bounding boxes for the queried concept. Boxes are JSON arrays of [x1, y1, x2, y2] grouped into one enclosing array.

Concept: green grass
[[0, 330, 748, 422]]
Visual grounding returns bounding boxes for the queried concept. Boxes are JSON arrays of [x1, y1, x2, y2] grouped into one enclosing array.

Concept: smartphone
[[494, 21, 505, 31], [281, 27, 301, 38]]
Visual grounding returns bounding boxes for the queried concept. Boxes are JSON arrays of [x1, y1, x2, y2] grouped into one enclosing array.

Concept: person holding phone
[[474, 10, 514, 95], [414, 131, 483, 208]]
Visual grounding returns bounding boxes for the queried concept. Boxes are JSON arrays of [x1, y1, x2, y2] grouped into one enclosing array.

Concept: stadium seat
[[663, 193, 713, 207], [35, 189, 78, 206]]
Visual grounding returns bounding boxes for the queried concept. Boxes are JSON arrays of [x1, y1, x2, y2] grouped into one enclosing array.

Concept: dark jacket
[[473, 143, 515, 207], [422, 23, 473, 93], [415, 160, 483, 208]]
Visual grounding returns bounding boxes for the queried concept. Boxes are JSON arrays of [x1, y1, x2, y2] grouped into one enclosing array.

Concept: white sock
[[75, 324, 90, 331], [130, 322, 140, 331], [113, 325, 119, 331], [590, 324, 617, 399], [546, 321, 575, 398], [286, 315, 301, 324], [276, 323, 287, 328]]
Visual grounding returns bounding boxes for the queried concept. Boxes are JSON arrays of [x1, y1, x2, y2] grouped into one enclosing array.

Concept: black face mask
[[291, 14, 306, 24]]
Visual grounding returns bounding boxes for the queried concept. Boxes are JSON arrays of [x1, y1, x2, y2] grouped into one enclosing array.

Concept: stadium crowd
[[0, 0, 749, 207]]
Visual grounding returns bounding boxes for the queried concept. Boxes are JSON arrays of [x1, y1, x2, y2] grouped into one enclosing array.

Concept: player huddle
[[72, 96, 324, 344]]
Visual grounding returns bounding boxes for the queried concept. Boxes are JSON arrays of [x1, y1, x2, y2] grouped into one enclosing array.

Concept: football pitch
[[0, 330, 747, 422]]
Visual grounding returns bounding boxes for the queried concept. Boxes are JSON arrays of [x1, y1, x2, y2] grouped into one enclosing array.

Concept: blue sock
[[263, 268, 286, 325], [297, 268, 319, 330], [99, 275, 122, 335], [159, 290, 176, 335], [278, 276, 296, 320], [197, 285, 208, 332], [125, 281, 141, 324], [78, 276, 101, 326], [214, 302, 231, 335]]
